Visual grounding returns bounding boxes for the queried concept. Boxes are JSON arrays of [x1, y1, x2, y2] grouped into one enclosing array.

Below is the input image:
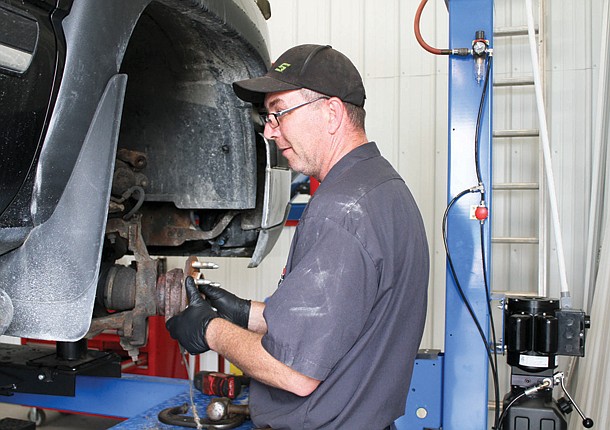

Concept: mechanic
[[166, 44, 430, 430]]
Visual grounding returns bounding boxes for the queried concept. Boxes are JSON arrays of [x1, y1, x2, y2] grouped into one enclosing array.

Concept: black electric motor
[[501, 296, 592, 430]]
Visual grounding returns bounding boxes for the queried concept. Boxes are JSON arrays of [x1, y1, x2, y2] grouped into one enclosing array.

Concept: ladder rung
[[493, 129, 539, 138], [493, 182, 539, 190], [494, 77, 535, 87], [492, 237, 539, 244], [494, 26, 538, 37]]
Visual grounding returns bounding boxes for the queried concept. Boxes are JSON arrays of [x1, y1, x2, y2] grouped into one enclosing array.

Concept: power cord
[[475, 55, 500, 429], [442, 189, 500, 429]]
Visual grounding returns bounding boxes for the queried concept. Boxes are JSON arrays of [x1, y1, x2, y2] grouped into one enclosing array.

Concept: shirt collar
[[319, 141, 380, 187]]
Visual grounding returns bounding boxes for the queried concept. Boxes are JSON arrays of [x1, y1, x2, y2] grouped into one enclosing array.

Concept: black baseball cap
[[233, 44, 366, 107]]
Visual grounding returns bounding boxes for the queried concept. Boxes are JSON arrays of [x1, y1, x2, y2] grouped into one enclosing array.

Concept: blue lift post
[[400, 0, 494, 428], [443, 0, 494, 428]]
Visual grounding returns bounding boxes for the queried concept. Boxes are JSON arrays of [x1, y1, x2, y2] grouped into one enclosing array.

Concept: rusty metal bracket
[[89, 216, 179, 361], [140, 206, 238, 247], [89, 216, 216, 361]]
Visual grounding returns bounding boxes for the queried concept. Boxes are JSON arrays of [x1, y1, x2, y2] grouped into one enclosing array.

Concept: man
[[166, 44, 429, 429]]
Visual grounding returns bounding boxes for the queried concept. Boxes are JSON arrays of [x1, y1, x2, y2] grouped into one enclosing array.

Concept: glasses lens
[[260, 113, 279, 128], [269, 114, 279, 128]]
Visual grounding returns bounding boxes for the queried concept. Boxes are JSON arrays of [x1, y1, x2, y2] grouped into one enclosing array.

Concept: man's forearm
[[247, 301, 267, 333], [206, 317, 320, 397]]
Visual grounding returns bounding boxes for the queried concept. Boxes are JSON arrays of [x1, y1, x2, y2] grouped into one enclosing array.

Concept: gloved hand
[[198, 283, 251, 329], [166, 276, 218, 354]]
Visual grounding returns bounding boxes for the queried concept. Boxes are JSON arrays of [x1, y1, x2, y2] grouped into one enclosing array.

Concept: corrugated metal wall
[[168, 0, 601, 354]]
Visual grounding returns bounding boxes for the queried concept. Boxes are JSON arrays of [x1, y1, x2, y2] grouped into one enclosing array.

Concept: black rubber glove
[[198, 283, 251, 329], [166, 276, 218, 354]]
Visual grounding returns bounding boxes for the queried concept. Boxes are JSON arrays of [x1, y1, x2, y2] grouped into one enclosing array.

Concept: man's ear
[[327, 97, 345, 134]]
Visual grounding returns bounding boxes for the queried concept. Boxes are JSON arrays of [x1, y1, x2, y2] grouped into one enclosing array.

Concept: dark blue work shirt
[[250, 142, 429, 429]]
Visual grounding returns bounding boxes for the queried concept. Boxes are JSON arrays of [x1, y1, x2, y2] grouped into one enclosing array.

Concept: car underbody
[[0, 0, 289, 358]]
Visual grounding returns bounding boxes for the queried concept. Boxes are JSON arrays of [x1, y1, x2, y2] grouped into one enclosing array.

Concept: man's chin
[[283, 152, 299, 170]]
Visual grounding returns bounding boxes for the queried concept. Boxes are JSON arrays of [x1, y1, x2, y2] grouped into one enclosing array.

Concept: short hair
[[344, 102, 366, 130], [300, 89, 366, 131]]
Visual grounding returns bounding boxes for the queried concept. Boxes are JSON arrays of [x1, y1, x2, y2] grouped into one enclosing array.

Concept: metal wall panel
[[544, 0, 596, 307]]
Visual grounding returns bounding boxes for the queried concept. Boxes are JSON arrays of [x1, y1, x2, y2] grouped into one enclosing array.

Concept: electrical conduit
[[525, 0, 572, 307]]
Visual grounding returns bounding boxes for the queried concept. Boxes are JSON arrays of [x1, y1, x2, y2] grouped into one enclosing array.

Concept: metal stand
[[0, 340, 120, 397]]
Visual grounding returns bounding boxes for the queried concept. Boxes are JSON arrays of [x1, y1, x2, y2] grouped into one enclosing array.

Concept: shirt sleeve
[[261, 216, 379, 381]]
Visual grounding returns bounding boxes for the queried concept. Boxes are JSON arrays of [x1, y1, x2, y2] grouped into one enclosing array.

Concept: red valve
[[475, 205, 488, 221]]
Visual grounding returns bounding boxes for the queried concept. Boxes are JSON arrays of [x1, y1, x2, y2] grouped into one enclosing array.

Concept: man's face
[[263, 90, 328, 179]]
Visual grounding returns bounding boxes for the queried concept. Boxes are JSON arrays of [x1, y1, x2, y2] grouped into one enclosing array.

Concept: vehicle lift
[[0, 0, 593, 428], [397, 0, 495, 427], [398, 0, 592, 429]]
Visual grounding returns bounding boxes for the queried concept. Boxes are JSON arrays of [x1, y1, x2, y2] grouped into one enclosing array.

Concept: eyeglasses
[[260, 96, 329, 129]]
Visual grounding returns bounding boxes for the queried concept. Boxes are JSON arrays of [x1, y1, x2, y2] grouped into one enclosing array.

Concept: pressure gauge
[[473, 40, 487, 56]]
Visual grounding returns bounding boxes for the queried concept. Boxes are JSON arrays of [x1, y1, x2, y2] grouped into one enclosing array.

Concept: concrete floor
[[0, 403, 122, 429]]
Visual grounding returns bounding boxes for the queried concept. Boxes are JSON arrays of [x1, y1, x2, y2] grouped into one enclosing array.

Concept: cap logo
[[274, 63, 291, 73]]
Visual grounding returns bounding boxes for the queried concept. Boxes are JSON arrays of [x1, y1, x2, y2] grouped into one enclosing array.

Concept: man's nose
[[263, 122, 279, 140]]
